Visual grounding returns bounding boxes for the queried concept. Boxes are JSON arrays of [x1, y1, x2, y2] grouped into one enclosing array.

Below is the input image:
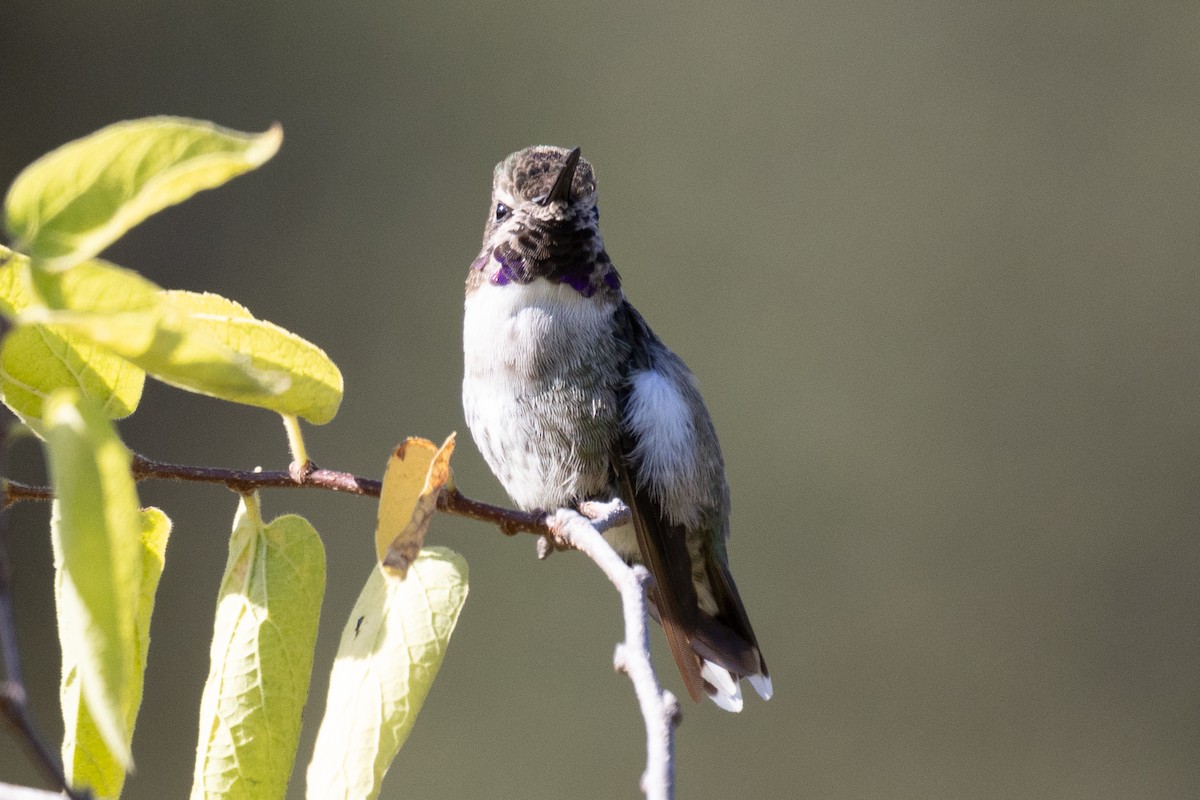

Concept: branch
[[547, 503, 679, 800], [6, 455, 552, 535], [131, 453, 382, 496], [4, 452, 677, 797]]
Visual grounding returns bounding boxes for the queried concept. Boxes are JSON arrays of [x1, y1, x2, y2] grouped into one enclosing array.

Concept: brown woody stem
[[6, 452, 554, 537]]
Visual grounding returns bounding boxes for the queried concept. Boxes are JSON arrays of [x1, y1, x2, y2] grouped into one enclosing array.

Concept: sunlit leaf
[[305, 548, 469, 800], [18, 253, 165, 353], [375, 434, 456, 575], [192, 494, 325, 800], [0, 250, 145, 423], [5, 117, 282, 271], [45, 391, 144, 771], [1, 253, 341, 423], [13, 258, 282, 403], [156, 291, 343, 424], [61, 508, 171, 799]]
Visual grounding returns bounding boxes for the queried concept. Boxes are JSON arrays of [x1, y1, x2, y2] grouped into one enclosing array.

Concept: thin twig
[[2, 480, 51, 506], [437, 486, 548, 535], [547, 506, 679, 800], [131, 453, 382, 496], [7, 452, 556, 536]]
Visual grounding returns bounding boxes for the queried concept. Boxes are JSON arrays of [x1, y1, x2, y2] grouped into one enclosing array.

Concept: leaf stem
[[280, 415, 309, 468]]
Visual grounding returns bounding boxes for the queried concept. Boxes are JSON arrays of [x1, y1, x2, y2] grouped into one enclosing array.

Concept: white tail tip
[[748, 672, 773, 701], [701, 661, 744, 712]]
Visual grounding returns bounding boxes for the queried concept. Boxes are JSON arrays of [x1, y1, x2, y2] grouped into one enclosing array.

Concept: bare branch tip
[[664, 692, 683, 728], [613, 643, 630, 674]]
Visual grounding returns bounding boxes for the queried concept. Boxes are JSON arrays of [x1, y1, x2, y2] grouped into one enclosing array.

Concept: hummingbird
[[462, 146, 771, 711]]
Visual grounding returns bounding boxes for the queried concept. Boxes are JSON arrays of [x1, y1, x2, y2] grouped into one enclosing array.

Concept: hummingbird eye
[[494, 202, 511, 222]]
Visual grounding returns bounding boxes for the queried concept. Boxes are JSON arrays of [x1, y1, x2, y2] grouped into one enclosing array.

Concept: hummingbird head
[[469, 146, 620, 298]]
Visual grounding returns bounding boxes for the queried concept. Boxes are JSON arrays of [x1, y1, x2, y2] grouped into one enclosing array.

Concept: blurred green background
[[3, 2, 1197, 798]]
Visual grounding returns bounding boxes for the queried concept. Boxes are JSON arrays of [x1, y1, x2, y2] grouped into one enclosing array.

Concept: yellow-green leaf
[[46, 390, 144, 772], [0, 251, 145, 422], [61, 507, 171, 800], [375, 434, 456, 575], [192, 494, 325, 800], [5, 117, 282, 271], [306, 548, 468, 800], [155, 290, 343, 424], [1, 252, 340, 421], [7, 256, 298, 407], [0, 244, 28, 318]]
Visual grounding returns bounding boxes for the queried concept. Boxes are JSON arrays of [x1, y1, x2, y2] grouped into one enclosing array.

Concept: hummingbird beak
[[541, 147, 581, 206]]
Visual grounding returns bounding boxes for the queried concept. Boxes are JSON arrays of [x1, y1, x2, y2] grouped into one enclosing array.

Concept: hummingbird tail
[[748, 671, 774, 700], [699, 659, 772, 711], [701, 660, 744, 712], [620, 476, 771, 710]]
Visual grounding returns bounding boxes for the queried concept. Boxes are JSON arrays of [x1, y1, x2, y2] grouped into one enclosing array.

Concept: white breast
[[462, 274, 617, 510], [464, 276, 615, 378]]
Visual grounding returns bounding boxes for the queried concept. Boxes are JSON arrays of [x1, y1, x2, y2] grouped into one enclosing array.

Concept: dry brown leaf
[[374, 433, 456, 577]]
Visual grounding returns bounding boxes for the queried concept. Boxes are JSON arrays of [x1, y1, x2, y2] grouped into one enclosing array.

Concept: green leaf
[[192, 494, 325, 800], [0, 250, 145, 423], [5, 117, 282, 271], [1, 250, 341, 423], [61, 507, 171, 799], [153, 291, 343, 424], [25, 268, 280, 402], [306, 548, 469, 800], [46, 390, 145, 772]]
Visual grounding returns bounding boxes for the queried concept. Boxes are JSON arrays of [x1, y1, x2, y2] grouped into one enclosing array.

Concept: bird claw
[[577, 498, 630, 533], [544, 510, 585, 554], [537, 511, 576, 559]]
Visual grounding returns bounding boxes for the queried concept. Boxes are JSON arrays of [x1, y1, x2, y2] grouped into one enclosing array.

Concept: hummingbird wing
[[613, 446, 708, 703], [613, 302, 769, 708]]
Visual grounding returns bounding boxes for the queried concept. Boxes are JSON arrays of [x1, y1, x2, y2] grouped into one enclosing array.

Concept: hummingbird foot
[[537, 510, 578, 559], [539, 500, 634, 559], [577, 498, 632, 533]]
